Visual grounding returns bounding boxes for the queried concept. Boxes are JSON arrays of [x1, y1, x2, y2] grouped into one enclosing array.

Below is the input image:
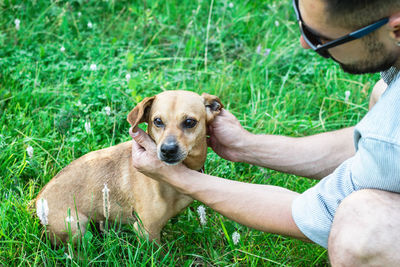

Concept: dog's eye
[[153, 118, 164, 128], [182, 119, 197, 129]]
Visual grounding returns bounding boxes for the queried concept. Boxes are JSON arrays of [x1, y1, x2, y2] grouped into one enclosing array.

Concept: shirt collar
[[381, 67, 400, 86]]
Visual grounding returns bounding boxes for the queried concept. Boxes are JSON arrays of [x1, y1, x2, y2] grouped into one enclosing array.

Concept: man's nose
[[300, 35, 311, 49]]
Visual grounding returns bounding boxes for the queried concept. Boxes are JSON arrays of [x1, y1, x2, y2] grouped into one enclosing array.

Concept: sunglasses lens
[[301, 24, 331, 58], [318, 50, 331, 59], [293, 0, 331, 58], [302, 28, 320, 47]]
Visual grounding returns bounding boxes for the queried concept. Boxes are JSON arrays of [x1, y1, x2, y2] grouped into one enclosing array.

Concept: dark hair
[[324, 0, 400, 28]]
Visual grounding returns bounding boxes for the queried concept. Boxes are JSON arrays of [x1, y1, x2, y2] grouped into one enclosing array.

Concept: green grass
[[0, 0, 379, 265]]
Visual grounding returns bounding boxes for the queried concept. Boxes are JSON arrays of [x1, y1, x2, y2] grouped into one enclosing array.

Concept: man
[[130, 0, 400, 265]]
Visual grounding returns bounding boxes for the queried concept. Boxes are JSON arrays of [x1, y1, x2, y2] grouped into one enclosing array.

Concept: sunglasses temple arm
[[316, 18, 390, 52], [315, 35, 357, 51], [351, 18, 390, 38]]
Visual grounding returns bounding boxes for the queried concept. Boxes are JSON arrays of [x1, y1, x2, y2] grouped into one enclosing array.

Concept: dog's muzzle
[[158, 136, 185, 165]]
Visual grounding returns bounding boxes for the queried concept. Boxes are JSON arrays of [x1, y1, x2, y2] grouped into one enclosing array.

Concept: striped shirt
[[292, 67, 400, 248]]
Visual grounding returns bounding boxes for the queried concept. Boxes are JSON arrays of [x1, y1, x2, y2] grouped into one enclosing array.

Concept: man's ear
[[202, 93, 223, 124], [389, 12, 400, 40], [127, 96, 156, 128]]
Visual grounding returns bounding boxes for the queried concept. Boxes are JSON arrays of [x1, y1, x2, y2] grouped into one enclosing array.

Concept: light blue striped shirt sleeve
[[292, 68, 400, 248]]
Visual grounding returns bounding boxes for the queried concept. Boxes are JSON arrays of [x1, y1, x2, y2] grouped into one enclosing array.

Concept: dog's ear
[[202, 93, 223, 124], [127, 96, 156, 128]]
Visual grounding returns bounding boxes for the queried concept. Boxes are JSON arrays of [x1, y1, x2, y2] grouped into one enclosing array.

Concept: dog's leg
[[45, 210, 89, 246], [134, 200, 192, 242], [132, 209, 168, 243], [133, 221, 159, 241]]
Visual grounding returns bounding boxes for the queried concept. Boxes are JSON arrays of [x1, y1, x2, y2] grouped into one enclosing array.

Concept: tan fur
[[35, 90, 222, 244]]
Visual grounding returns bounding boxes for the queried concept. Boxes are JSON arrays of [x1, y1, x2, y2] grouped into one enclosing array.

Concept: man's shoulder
[[355, 72, 400, 147]]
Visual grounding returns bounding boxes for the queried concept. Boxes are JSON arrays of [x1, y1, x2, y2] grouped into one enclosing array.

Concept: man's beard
[[333, 34, 397, 75]]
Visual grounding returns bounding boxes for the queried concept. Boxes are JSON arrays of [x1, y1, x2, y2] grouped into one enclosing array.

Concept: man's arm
[[172, 167, 309, 240], [207, 110, 355, 180], [238, 127, 355, 179], [130, 129, 310, 241], [208, 79, 388, 180]]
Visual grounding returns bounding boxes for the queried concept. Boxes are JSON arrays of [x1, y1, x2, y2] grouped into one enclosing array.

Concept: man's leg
[[328, 189, 400, 266]]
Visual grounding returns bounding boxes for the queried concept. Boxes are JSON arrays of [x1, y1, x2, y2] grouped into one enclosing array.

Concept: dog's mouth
[[161, 157, 183, 165], [157, 150, 187, 165], [157, 136, 189, 165]]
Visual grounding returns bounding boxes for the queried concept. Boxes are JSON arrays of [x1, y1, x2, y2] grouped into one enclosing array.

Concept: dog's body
[[36, 91, 222, 244]]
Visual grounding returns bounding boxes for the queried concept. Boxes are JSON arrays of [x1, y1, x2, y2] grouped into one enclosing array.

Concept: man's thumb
[[129, 127, 155, 150]]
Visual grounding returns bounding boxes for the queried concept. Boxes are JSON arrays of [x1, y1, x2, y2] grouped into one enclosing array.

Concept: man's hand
[[129, 120, 307, 242], [129, 127, 184, 180], [207, 109, 252, 162]]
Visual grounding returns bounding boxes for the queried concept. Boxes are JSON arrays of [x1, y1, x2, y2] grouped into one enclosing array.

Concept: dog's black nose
[[160, 142, 179, 156]]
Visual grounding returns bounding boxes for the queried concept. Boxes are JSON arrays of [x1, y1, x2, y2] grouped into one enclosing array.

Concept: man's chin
[[336, 57, 396, 75], [340, 63, 392, 75]]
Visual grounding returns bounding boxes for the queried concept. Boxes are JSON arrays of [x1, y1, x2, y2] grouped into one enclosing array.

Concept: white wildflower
[[66, 244, 74, 260], [104, 106, 111, 116], [228, 2, 234, 8], [102, 183, 110, 219], [90, 63, 97, 71], [36, 198, 49, 225], [60, 46, 65, 52], [14, 19, 20, 30], [345, 90, 351, 102], [197, 205, 207, 225], [26, 145, 34, 158], [84, 121, 91, 133], [78, 12, 82, 17], [275, 20, 280, 27], [264, 48, 271, 57], [256, 44, 262, 54], [232, 231, 240, 245], [125, 73, 131, 82], [87, 22, 93, 29], [65, 216, 74, 223], [256, 45, 271, 57]]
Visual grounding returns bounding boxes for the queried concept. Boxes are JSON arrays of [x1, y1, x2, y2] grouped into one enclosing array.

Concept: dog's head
[[127, 90, 223, 170]]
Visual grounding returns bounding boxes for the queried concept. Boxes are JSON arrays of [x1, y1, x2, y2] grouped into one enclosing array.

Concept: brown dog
[[35, 90, 222, 244]]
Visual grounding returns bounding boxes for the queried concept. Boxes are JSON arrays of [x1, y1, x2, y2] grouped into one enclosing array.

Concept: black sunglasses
[[293, 0, 389, 58]]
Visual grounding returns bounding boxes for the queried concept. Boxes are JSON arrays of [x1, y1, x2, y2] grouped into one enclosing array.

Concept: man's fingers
[[129, 126, 142, 139], [219, 109, 237, 121], [131, 138, 145, 156], [207, 135, 217, 148], [129, 127, 137, 138], [206, 125, 213, 136], [129, 127, 156, 151]]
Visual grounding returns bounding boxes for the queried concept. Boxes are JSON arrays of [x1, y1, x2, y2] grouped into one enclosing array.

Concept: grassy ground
[[0, 0, 379, 265]]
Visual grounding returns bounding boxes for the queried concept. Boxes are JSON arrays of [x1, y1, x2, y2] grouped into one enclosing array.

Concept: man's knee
[[328, 190, 374, 266], [328, 189, 400, 266]]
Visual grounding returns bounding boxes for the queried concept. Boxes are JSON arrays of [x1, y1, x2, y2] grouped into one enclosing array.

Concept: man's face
[[299, 0, 398, 74]]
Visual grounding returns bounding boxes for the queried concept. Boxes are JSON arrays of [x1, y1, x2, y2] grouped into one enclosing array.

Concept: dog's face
[[127, 91, 222, 170]]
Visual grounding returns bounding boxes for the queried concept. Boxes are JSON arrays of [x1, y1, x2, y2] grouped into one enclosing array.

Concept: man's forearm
[[239, 127, 355, 179], [166, 167, 309, 241]]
